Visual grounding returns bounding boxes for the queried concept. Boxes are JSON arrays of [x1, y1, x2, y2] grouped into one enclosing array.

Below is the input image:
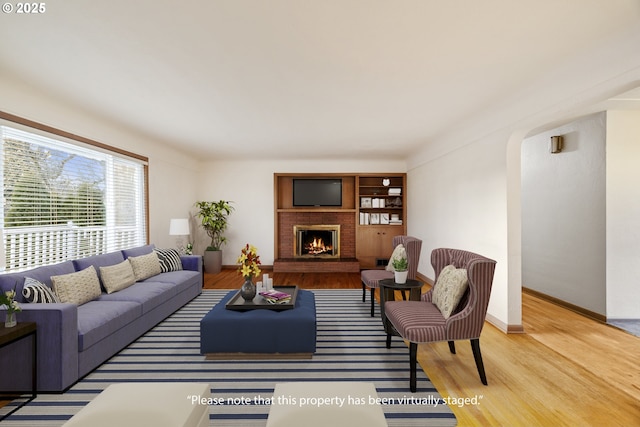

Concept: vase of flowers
[[1, 285, 22, 328], [237, 244, 262, 301]]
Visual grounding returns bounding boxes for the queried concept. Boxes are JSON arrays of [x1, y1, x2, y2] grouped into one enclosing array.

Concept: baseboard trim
[[485, 313, 524, 334], [522, 287, 607, 323], [416, 272, 434, 287]]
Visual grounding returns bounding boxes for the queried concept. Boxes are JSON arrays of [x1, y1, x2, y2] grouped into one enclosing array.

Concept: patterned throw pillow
[[100, 260, 136, 294], [22, 277, 61, 303], [432, 265, 469, 319], [154, 248, 183, 273], [128, 251, 162, 281], [386, 244, 407, 272], [51, 266, 102, 306]]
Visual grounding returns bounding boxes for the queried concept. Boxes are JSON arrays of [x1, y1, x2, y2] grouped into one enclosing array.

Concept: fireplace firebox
[[293, 225, 340, 258]]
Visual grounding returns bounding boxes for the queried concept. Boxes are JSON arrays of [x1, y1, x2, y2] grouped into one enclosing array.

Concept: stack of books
[[259, 289, 292, 304], [389, 213, 403, 225]]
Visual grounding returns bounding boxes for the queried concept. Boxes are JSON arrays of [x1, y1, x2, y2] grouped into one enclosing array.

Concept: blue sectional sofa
[[0, 244, 202, 392]]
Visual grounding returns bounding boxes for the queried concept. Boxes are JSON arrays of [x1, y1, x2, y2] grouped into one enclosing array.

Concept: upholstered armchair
[[360, 235, 422, 317], [384, 248, 496, 392]]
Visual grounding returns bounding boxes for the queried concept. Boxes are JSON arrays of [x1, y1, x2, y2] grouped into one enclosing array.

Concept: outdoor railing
[[2, 225, 141, 272]]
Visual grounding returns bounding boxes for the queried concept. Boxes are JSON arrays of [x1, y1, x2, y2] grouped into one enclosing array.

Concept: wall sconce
[[550, 136, 563, 154], [382, 178, 390, 186]]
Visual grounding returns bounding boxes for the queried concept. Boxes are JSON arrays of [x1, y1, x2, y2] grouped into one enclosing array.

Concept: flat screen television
[[293, 178, 342, 207]]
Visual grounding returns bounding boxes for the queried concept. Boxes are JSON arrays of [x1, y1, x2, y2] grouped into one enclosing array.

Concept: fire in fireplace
[[293, 225, 340, 258]]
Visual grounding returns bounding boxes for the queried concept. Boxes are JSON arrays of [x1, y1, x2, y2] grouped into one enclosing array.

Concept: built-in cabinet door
[[357, 225, 402, 269]]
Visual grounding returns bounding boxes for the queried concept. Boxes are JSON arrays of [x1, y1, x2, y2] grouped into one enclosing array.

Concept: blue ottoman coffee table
[[200, 288, 316, 359]]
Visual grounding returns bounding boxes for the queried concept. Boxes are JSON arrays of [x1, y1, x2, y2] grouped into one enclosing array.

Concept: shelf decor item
[[237, 244, 262, 301], [1, 285, 22, 328]]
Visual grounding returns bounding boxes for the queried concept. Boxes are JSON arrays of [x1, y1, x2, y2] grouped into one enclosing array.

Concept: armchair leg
[[386, 333, 392, 349], [470, 339, 488, 385], [362, 282, 366, 302], [448, 341, 456, 354], [409, 342, 417, 392], [370, 288, 375, 317]]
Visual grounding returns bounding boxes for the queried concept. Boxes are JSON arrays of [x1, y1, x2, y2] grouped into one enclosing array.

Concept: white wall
[[0, 73, 201, 249], [404, 19, 640, 332], [195, 159, 406, 266], [407, 131, 513, 330], [606, 110, 640, 320], [521, 113, 607, 315]]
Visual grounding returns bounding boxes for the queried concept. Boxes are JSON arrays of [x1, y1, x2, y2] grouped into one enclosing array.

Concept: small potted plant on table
[[392, 256, 409, 284]]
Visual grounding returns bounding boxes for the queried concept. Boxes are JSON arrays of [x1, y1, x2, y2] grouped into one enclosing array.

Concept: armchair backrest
[[392, 235, 422, 279], [431, 248, 496, 339]]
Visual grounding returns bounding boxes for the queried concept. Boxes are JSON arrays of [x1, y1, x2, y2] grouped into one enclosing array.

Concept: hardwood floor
[[206, 269, 640, 426]]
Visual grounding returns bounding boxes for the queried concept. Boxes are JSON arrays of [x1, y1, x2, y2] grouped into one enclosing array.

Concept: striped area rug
[[2, 289, 456, 426]]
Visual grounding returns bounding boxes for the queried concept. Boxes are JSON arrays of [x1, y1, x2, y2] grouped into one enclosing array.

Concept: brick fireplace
[[274, 211, 358, 272]]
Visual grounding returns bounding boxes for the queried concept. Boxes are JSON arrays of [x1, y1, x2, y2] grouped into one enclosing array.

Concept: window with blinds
[[0, 125, 147, 272]]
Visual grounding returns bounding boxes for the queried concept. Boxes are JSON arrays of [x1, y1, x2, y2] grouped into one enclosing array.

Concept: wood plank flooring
[[206, 269, 640, 426]]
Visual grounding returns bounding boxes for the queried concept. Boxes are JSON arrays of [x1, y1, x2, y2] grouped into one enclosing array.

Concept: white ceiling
[[1, 0, 639, 160]]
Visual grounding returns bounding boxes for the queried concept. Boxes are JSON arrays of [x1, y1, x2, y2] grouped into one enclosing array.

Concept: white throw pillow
[[100, 260, 136, 294], [432, 265, 469, 319], [386, 244, 407, 272], [128, 251, 162, 281], [51, 266, 102, 306]]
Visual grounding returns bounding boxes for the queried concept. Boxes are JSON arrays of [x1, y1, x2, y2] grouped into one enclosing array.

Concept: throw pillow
[[154, 248, 183, 273], [22, 277, 60, 303], [51, 266, 102, 306], [432, 264, 469, 319], [99, 260, 136, 294], [129, 251, 162, 281], [386, 244, 407, 272]]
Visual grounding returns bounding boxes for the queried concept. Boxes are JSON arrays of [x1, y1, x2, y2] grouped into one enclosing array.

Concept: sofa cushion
[[432, 265, 469, 319], [97, 281, 178, 314], [154, 248, 183, 273], [22, 277, 60, 303], [73, 251, 126, 287], [122, 244, 155, 259], [52, 266, 102, 306], [99, 260, 136, 294], [0, 261, 76, 303], [386, 244, 407, 272], [129, 252, 162, 281], [77, 300, 142, 351]]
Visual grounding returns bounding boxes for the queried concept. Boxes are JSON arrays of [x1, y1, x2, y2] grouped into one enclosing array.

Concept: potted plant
[[392, 256, 409, 284], [195, 200, 234, 274]]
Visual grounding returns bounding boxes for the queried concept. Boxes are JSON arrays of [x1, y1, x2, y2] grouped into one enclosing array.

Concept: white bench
[[63, 383, 211, 427], [267, 382, 387, 427]]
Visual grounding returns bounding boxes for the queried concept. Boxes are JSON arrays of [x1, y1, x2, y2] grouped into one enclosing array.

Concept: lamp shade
[[169, 218, 190, 236]]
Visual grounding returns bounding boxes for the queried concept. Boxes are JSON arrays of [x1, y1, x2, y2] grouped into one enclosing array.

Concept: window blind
[[0, 125, 147, 272]]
